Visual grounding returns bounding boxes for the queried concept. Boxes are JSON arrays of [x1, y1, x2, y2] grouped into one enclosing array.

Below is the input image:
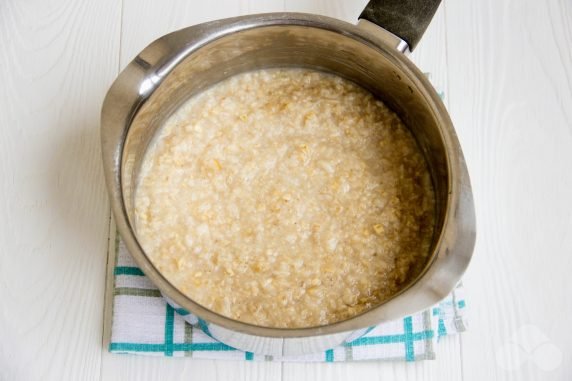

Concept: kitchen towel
[[108, 236, 468, 362]]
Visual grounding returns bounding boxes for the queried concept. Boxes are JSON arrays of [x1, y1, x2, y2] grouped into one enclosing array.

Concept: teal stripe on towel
[[403, 317, 415, 361], [325, 349, 334, 362], [110, 342, 236, 352], [164, 304, 175, 356], [114, 266, 145, 276]]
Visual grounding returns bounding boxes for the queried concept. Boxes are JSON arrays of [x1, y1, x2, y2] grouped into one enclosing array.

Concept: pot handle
[[359, 0, 441, 51]]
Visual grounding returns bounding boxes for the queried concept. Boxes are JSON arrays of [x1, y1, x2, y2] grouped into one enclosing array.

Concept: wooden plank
[[118, 0, 297, 66], [101, 353, 282, 381], [3, 0, 571, 379], [0, 0, 121, 380], [444, 0, 572, 379], [285, 0, 368, 23]]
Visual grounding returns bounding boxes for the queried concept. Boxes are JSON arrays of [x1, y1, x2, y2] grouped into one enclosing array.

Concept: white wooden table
[[1, 0, 571, 379]]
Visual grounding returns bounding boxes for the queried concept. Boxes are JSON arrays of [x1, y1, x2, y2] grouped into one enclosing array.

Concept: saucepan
[[101, 0, 476, 356]]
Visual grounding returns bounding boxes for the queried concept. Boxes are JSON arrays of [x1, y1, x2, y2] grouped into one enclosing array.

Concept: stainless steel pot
[[101, 0, 475, 356]]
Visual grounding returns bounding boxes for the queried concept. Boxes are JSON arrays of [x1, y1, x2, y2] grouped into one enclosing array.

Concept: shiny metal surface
[[357, 19, 410, 54], [101, 12, 475, 356]]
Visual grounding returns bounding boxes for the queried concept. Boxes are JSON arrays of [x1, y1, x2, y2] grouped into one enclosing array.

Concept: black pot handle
[[359, 0, 441, 51]]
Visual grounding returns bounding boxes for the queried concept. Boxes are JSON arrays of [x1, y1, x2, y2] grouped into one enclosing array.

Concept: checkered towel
[[109, 235, 468, 362]]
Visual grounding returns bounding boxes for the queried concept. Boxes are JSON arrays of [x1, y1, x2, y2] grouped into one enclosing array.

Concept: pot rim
[[101, 12, 475, 338]]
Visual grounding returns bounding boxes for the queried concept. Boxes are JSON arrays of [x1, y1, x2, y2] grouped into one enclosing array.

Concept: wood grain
[[118, 0, 294, 67], [445, 0, 572, 380], [0, 0, 120, 380], [3, 0, 572, 379]]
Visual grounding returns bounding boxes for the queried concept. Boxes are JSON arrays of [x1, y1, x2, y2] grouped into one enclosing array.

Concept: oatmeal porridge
[[134, 68, 435, 328]]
